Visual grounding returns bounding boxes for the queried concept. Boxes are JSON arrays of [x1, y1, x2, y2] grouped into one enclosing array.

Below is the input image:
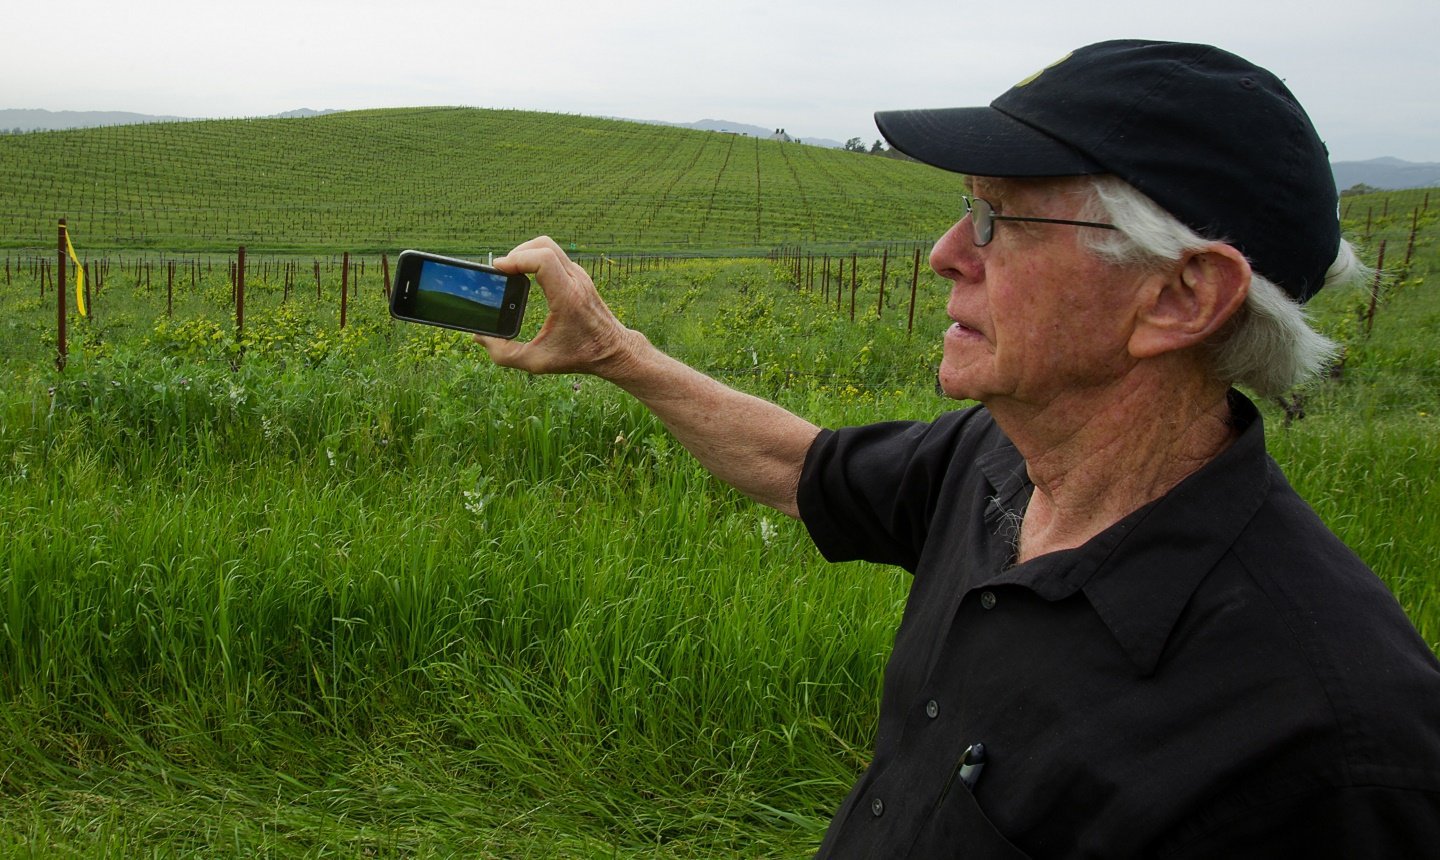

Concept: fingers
[[493, 239, 598, 315], [493, 236, 584, 282]]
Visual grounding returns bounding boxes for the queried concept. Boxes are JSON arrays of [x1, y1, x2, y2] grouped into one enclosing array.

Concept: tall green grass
[[0, 257, 947, 856]]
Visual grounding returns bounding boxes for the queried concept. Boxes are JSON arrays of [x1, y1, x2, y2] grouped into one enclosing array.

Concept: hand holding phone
[[390, 250, 530, 338], [474, 237, 640, 378]]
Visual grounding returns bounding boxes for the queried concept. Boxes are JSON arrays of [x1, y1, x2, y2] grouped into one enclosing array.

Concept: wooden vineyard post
[[340, 251, 349, 329], [876, 248, 889, 318], [236, 245, 246, 354], [1365, 240, 1386, 335], [167, 261, 175, 318], [907, 247, 921, 335], [56, 220, 68, 371], [315, 260, 322, 299], [849, 253, 857, 322], [1405, 208, 1419, 270], [381, 253, 390, 299], [83, 264, 92, 323]]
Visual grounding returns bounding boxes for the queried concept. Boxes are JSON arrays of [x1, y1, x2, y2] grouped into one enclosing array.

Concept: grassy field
[[0, 253, 951, 857], [0, 110, 1437, 856]]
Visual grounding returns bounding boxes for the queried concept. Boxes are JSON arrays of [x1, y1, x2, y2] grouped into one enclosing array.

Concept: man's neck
[[989, 369, 1238, 563]]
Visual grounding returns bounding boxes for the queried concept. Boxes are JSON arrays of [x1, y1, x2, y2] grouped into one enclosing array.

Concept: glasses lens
[[964, 196, 994, 246], [973, 197, 996, 246]]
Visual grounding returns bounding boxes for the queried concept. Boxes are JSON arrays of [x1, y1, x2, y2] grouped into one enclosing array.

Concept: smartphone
[[390, 250, 530, 338]]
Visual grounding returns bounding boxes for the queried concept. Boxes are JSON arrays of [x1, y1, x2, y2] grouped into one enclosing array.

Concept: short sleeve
[[796, 406, 1002, 572]]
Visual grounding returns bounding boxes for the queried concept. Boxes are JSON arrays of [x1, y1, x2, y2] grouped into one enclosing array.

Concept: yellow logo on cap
[[1014, 51, 1073, 87]]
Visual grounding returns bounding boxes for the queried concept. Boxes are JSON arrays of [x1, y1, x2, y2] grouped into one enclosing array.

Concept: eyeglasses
[[961, 195, 1118, 246]]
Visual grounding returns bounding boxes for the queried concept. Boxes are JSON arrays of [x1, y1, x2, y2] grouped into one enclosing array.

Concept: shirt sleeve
[[796, 406, 997, 572]]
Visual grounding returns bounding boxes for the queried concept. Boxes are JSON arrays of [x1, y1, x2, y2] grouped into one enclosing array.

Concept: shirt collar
[[975, 391, 1273, 676]]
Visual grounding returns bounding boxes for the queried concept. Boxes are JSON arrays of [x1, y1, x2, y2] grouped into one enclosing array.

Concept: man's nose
[[930, 218, 981, 283]]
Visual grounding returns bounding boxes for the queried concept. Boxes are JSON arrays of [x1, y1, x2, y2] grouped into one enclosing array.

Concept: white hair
[[1076, 176, 1362, 398]]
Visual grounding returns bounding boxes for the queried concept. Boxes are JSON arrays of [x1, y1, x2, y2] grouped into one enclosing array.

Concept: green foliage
[[144, 315, 236, 361]]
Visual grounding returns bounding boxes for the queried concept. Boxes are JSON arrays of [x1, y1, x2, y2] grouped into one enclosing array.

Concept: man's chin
[[936, 368, 982, 403]]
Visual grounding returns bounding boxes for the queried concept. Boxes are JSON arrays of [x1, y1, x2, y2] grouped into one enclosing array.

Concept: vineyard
[[0, 107, 962, 254], [0, 108, 1437, 856]]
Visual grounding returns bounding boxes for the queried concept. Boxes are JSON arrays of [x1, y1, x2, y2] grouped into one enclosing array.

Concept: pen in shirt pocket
[[959, 742, 986, 791]]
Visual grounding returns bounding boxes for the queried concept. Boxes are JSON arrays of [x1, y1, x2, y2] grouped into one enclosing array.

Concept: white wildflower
[[759, 516, 777, 547]]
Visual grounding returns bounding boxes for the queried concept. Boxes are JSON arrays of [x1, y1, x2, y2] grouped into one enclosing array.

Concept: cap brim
[[875, 107, 1105, 177]]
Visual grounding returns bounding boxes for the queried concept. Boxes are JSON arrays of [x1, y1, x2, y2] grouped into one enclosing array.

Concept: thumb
[[474, 333, 528, 369]]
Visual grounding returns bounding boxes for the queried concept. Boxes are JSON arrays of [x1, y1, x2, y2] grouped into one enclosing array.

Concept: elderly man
[[478, 40, 1440, 858]]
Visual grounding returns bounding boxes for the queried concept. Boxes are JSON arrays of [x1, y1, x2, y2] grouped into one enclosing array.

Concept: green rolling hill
[[0, 107, 963, 255]]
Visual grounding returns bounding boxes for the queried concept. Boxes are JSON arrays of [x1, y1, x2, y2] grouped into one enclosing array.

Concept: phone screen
[[413, 259, 510, 332]]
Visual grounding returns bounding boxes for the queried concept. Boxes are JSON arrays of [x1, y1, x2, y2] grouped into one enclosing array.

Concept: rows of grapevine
[[0, 108, 963, 255]]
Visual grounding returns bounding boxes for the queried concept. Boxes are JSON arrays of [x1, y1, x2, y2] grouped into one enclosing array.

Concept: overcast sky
[[3, 0, 1436, 162]]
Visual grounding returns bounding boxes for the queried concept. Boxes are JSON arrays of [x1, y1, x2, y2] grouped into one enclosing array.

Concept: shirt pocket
[[906, 778, 1030, 859]]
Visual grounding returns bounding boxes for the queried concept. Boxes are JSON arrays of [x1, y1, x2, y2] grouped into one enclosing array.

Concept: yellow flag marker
[[63, 222, 86, 317]]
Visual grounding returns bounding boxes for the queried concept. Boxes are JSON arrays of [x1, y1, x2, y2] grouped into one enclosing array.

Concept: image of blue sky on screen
[[420, 260, 504, 308]]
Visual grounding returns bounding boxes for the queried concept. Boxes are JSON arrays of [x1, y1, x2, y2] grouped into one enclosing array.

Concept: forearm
[[477, 238, 820, 516], [606, 329, 820, 518]]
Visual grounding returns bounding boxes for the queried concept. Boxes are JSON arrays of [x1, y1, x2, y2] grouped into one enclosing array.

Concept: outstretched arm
[[475, 237, 820, 518]]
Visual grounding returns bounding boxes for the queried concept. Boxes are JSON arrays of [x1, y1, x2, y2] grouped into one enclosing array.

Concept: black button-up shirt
[[798, 393, 1440, 858]]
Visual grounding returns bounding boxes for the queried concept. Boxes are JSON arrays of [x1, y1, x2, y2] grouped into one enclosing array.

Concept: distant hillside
[[0, 106, 960, 253], [0, 108, 339, 132], [4, 108, 849, 148], [0, 108, 193, 132], [1332, 157, 1440, 191], [668, 119, 846, 149]]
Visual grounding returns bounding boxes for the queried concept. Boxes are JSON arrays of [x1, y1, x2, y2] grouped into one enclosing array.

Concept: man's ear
[[1129, 244, 1251, 360]]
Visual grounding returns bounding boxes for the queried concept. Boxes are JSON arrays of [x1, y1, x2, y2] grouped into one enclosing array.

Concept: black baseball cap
[[875, 40, 1340, 302]]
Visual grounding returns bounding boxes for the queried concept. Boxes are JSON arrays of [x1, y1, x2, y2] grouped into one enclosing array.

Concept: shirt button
[[925, 699, 939, 719], [871, 797, 885, 817], [980, 590, 997, 610]]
